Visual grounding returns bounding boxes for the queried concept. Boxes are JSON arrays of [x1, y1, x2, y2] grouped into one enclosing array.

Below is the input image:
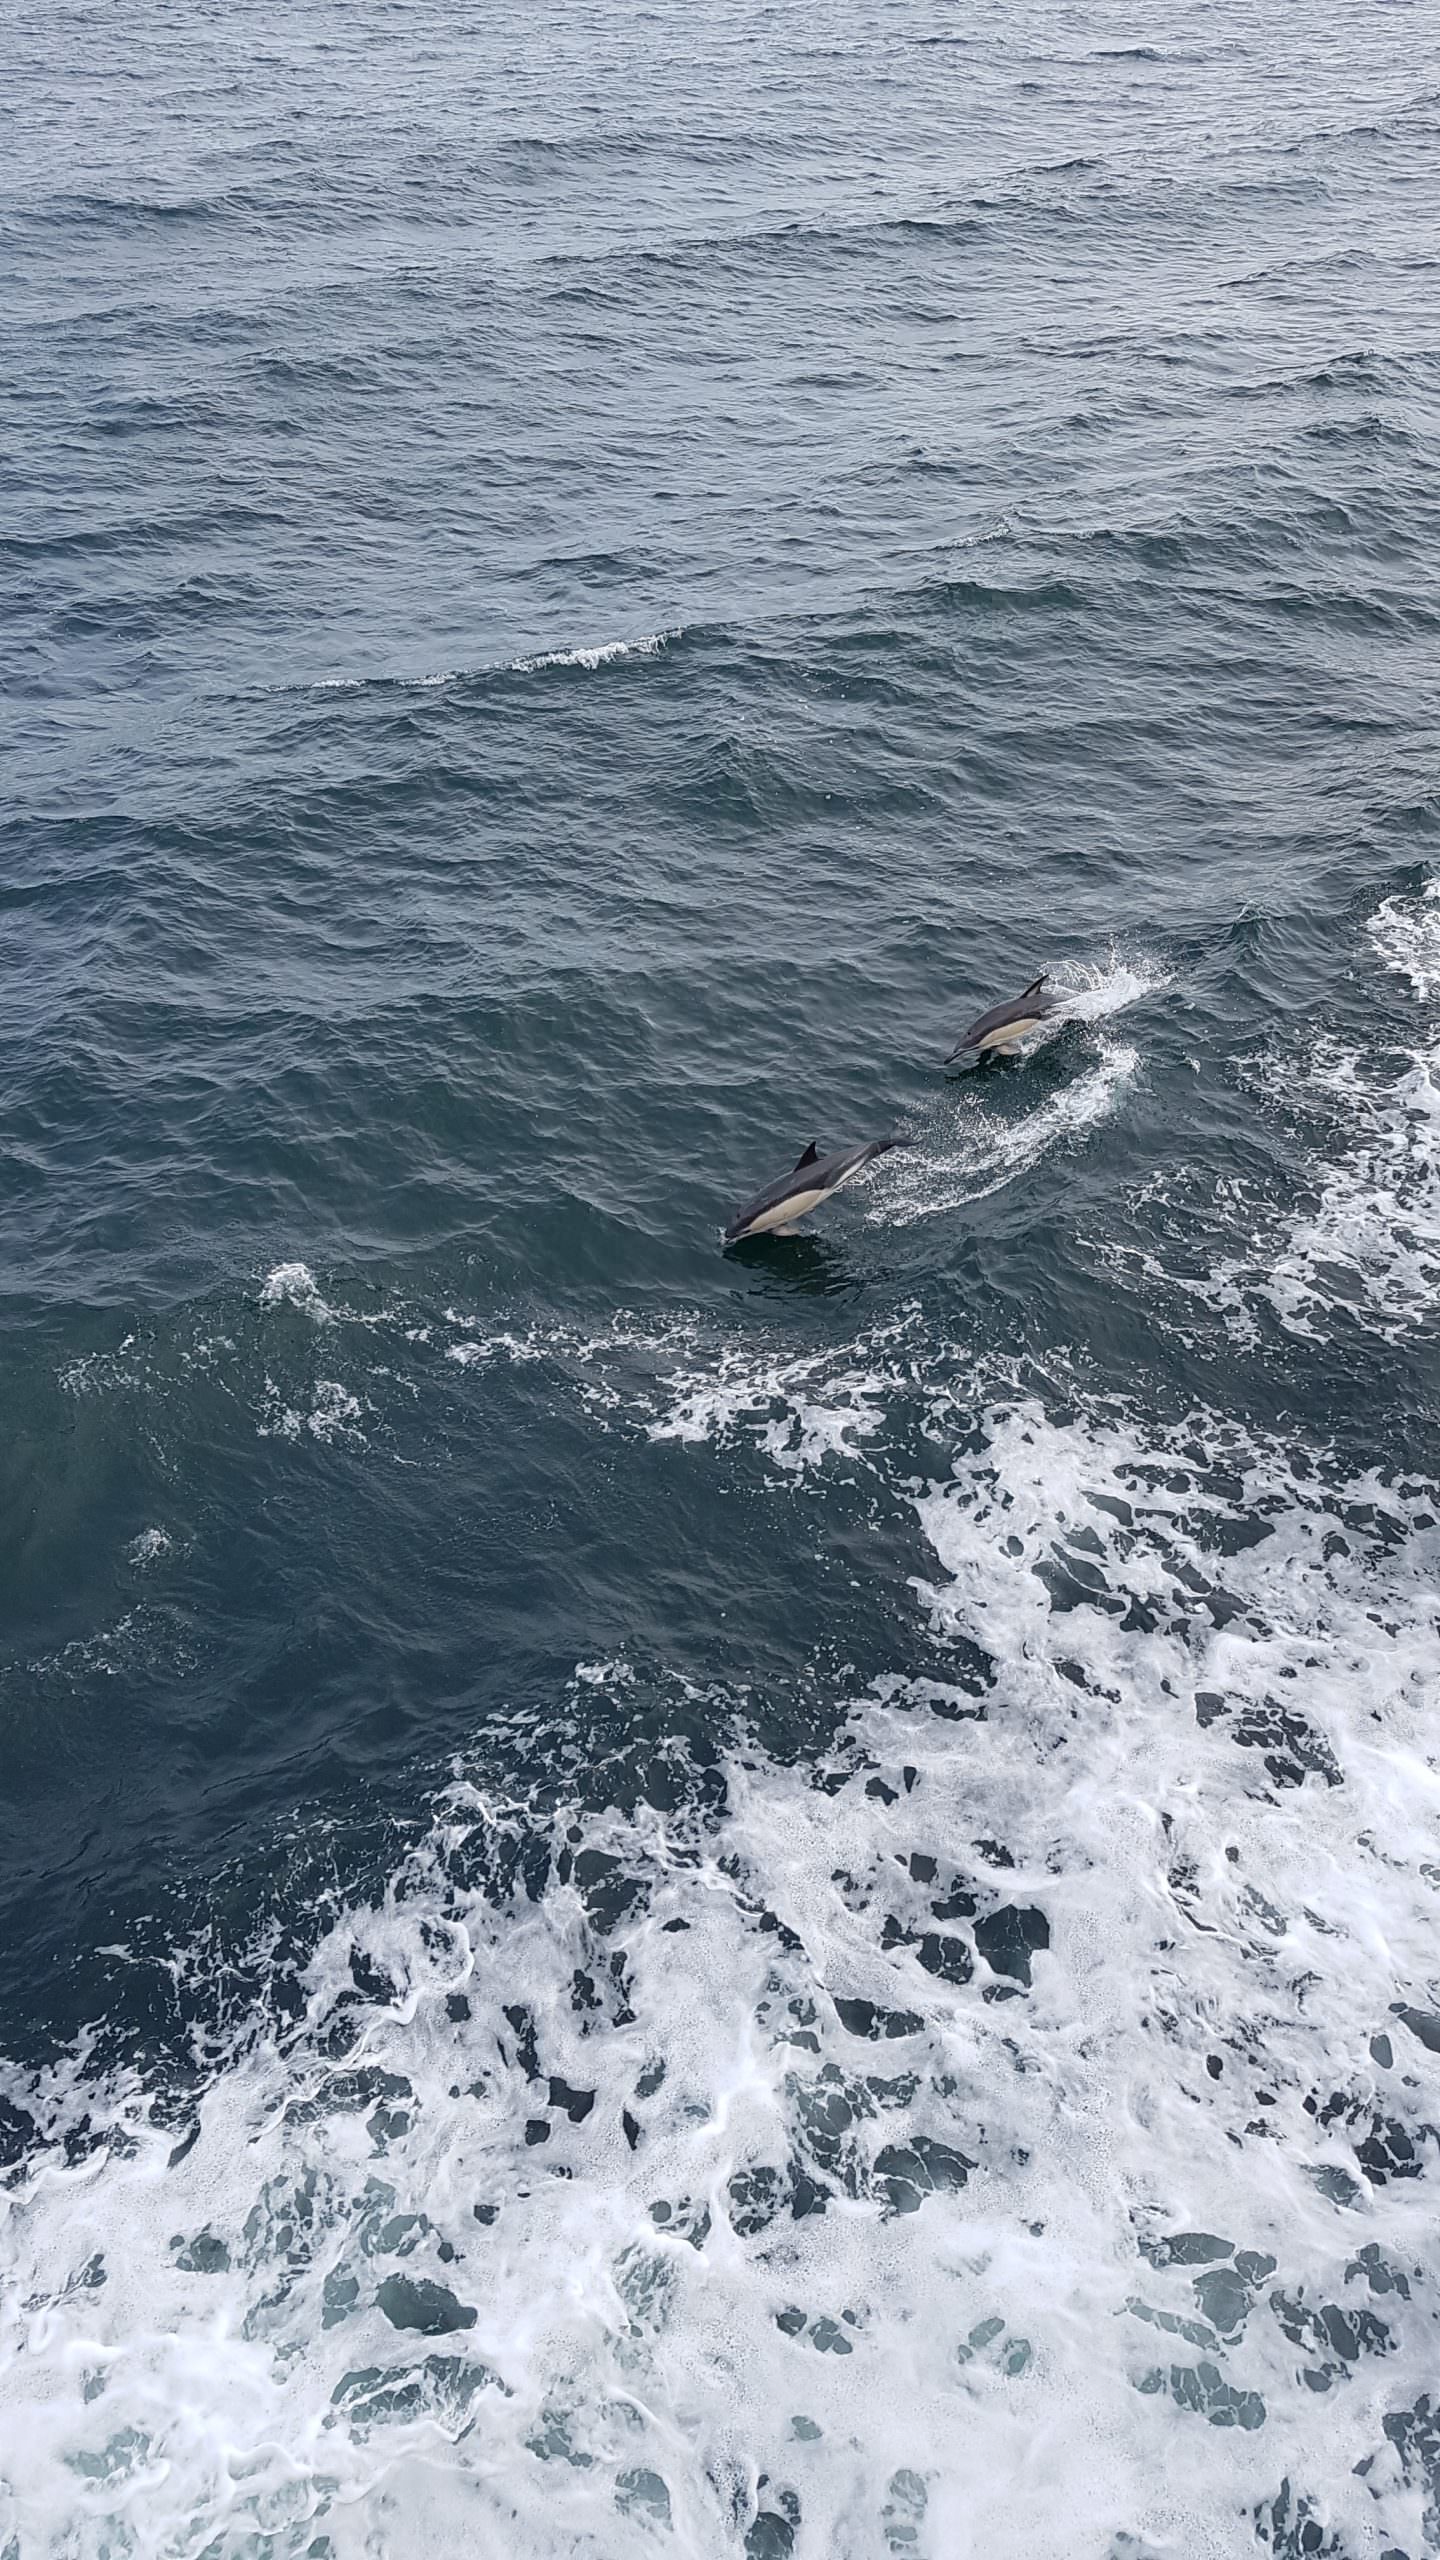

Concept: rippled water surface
[[4, 1, 1440, 2552]]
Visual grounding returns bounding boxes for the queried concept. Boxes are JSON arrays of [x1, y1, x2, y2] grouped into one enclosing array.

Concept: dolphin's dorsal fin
[[1021, 973, 1048, 996], [793, 1140, 820, 1171]]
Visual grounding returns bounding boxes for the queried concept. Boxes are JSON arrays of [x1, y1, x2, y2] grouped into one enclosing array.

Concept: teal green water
[[3, 1, 1440, 2551]]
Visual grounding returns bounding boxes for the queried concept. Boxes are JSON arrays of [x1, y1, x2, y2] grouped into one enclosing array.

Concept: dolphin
[[946, 972, 1062, 1062], [723, 1136, 904, 1244]]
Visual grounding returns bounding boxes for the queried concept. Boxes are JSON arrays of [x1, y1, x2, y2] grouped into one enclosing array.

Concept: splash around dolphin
[[946, 971, 1064, 1063], [723, 1136, 905, 1245]]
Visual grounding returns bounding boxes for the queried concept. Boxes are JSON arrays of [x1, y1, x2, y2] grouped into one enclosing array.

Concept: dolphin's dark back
[[949, 973, 1059, 1058], [724, 1136, 902, 1243]]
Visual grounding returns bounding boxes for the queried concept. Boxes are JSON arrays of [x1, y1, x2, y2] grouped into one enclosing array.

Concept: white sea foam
[[1369, 876, 1440, 1002], [440, 1307, 916, 1473], [1241, 1040, 1440, 1341], [647, 1337, 900, 1467], [257, 1375, 368, 1444], [1090, 888, 1440, 1347], [3, 1359, 1438, 2558], [1201, 886, 1440, 1342], [58, 1334, 146, 1397], [126, 1527, 172, 1566], [259, 1261, 334, 1323]]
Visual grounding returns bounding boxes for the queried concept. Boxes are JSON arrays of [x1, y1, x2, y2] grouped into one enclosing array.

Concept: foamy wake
[[1234, 1040, 1440, 1342], [867, 948, 1164, 1230], [645, 1308, 922, 1465], [1088, 887, 1440, 1347], [871, 1038, 1138, 1228], [11, 924, 1440, 2555], [3, 1360, 1438, 2559]]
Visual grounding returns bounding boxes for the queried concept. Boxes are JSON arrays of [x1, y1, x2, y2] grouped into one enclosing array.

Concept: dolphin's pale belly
[[741, 1184, 830, 1236], [978, 1011, 1047, 1051]]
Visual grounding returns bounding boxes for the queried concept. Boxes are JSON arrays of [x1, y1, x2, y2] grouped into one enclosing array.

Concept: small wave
[[298, 631, 674, 698], [514, 633, 669, 673]]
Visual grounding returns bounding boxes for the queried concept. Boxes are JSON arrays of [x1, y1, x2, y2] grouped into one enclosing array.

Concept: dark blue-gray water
[[3, 1, 1440, 2550]]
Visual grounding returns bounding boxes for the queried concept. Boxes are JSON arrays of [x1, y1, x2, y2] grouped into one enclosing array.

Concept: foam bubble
[[126, 1528, 172, 1566]]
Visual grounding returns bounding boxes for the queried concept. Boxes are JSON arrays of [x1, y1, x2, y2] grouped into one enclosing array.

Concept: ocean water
[[3, 0, 1440, 2550]]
